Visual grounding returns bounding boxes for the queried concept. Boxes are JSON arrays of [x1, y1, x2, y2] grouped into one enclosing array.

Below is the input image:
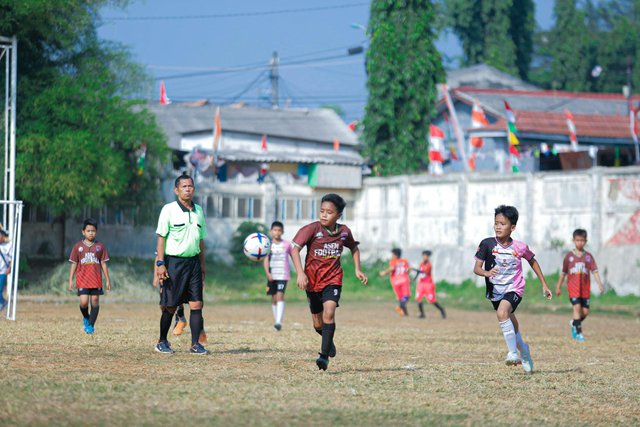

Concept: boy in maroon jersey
[[555, 229, 604, 342], [68, 218, 111, 334], [291, 193, 368, 371]]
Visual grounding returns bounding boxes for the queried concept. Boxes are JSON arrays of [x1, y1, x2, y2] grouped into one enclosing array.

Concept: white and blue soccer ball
[[243, 232, 271, 262]]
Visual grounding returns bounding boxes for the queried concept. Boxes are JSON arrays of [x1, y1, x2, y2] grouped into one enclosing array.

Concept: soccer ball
[[243, 232, 271, 262]]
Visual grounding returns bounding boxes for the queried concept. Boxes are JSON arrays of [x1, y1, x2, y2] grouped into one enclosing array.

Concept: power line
[[103, 3, 369, 21]]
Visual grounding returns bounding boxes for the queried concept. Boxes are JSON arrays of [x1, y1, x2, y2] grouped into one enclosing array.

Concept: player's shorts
[[416, 279, 436, 303], [267, 280, 288, 295], [391, 276, 411, 300], [159, 255, 203, 307], [77, 288, 104, 296], [306, 285, 341, 314], [570, 297, 590, 308], [491, 291, 522, 313]]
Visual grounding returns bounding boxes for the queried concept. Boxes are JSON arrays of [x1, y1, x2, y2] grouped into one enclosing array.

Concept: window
[[238, 198, 248, 218], [253, 198, 263, 219], [222, 197, 232, 218]]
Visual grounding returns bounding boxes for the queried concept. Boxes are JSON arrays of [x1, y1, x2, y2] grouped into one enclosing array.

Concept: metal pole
[[8, 37, 16, 235], [7, 202, 22, 320], [441, 84, 470, 171], [3, 45, 8, 228], [270, 51, 279, 109]]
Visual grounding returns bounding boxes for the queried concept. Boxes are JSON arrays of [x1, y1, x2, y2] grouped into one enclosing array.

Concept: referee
[[154, 174, 208, 355]]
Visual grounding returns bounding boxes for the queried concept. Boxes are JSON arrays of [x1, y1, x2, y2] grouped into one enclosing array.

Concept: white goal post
[[1, 200, 22, 320]]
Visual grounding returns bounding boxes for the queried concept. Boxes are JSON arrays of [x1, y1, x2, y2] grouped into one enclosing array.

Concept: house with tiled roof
[[434, 86, 640, 172]]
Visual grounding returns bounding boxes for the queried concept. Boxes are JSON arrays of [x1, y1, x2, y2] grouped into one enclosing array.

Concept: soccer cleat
[[418, 313, 426, 319], [520, 350, 533, 374], [570, 320, 577, 339], [199, 329, 208, 345], [316, 354, 329, 371], [328, 342, 337, 358], [85, 324, 94, 335], [155, 340, 175, 354], [190, 342, 209, 355], [173, 320, 187, 336], [574, 333, 586, 342], [274, 323, 282, 331], [394, 306, 405, 317], [505, 351, 521, 366]]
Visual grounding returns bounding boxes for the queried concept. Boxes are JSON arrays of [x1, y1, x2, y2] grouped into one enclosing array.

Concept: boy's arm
[[68, 263, 77, 291], [473, 260, 498, 278], [101, 261, 111, 292], [262, 255, 272, 281], [555, 272, 566, 296], [290, 245, 308, 290], [593, 271, 605, 294], [6, 260, 11, 275], [156, 235, 169, 283], [379, 267, 392, 277], [528, 258, 552, 299], [351, 247, 368, 285]]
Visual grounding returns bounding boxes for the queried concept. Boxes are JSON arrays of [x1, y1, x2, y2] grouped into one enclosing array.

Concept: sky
[[98, 0, 555, 122]]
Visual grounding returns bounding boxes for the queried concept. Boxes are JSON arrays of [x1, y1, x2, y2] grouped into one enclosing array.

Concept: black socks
[[400, 301, 408, 316], [320, 323, 336, 357], [176, 305, 185, 320], [190, 309, 203, 346], [160, 310, 173, 342], [80, 305, 90, 320], [89, 305, 100, 326], [573, 319, 582, 334], [418, 302, 425, 316], [434, 302, 446, 319], [315, 328, 323, 336]]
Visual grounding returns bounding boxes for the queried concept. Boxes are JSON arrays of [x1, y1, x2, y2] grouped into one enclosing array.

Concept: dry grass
[[0, 299, 638, 426]]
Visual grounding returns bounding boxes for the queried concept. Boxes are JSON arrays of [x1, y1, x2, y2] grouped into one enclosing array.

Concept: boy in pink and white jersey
[[473, 205, 552, 374]]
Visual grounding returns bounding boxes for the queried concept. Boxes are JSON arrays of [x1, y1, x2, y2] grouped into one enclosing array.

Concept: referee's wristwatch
[[156, 260, 165, 267]]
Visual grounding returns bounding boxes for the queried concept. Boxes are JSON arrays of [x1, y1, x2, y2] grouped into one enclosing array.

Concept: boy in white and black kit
[[263, 221, 292, 331], [0, 229, 12, 313]]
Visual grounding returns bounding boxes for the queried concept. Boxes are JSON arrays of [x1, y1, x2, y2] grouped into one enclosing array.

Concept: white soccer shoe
[[520, 350, 533, 374], [505, 351, 521, 366]]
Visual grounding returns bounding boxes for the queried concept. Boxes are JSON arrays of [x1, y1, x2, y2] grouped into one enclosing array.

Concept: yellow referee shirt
[[156, 200, 207, 257]]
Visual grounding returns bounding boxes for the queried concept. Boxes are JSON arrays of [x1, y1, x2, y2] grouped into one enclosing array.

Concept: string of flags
[[469, 102, 488, 170], [504, 101, 521, 172], [136, 144, 147, 176]]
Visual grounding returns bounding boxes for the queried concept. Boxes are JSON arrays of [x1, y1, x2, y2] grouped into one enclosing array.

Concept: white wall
[[353, 167, 640, 296]]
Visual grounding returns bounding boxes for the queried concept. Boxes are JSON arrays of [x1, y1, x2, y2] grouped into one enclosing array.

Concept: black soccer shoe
[[316, 354, 329, 371], [329, 342, 337, 358]]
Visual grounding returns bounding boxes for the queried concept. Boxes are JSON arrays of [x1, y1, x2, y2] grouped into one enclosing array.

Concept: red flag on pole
[[160, 81, 170, 105], [333, 137, 340, 152], [429, 124, 445, 175], [261, 134, 268, 151], [213, 107, 221, 153], [565, 110, 578, 151]]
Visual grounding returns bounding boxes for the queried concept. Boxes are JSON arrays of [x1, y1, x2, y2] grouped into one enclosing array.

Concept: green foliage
[[445, 0, 529, 77], [0, 1, 168, 214], [231, 221, 269, 265], [364, 0, 445, 176]]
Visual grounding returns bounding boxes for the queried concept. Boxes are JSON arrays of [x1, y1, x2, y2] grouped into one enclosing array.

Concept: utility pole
[[270, 51, 279, 109]]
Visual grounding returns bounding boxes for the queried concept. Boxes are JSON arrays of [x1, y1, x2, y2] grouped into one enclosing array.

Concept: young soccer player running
[[473, 205, 552, 374], [379, 248, 411, 316], [263, 221, 292, 331], [68, 218, 111, 334], [414, 250, 446, 319], [291, 193, 368, 371], [555, 229, 604, 342], [0, 229, 12, 313]]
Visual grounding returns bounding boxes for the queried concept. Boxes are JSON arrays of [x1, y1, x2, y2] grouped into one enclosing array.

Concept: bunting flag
[[565, 110, 578, 151], [136, 144, 147, 176], [468, 102, 489, 171], [261, 134, 268, 151], [348, 121, 357, 132], [504, 100, 520, 172], [630, 101, 640, 162], [213, 107, 222, 153], [449, 143, 459, 161], [429, 124, 445, 175], [333, 137, 340, 152], [159, 81, 170, 105]]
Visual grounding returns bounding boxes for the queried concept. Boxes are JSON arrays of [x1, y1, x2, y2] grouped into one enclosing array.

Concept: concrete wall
[[352, 167, 640, 296]]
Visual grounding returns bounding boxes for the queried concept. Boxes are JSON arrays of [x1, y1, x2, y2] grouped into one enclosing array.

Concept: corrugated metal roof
[[217, 148, 364, 166], [147, 103, 359, 150], [446, 64, 541, 91]]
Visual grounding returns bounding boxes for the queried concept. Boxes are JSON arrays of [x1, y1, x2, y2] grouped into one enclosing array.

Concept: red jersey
[[562, 250, 597, 298], [417, 261, 433, 284], [292, 221, 359, 292], [69, 240, 110, 289]]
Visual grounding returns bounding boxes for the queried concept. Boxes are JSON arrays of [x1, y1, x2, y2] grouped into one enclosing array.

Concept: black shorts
[[491, 292, 522, 313], [306, 285, 341, 314], [159, 255, 203, 307], [77, 288, 103, 296], [570, 297, 590, 308], [267, 280, 288, 295]]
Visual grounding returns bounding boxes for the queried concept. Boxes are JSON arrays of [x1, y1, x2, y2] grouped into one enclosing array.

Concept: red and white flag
[[159, 81, 170, 105], [565, 110, 578, 151], [469, 102, 489, 171], [333, 137, 340, 152], [212, 107, 222, 153], [429, 124, 445, 175], [261, 134, 268, 151]]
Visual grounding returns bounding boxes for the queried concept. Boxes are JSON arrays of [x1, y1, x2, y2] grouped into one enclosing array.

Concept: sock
[[89, 305, 100, 326], [176, 305, 185, 321], [515, 331, 529, 353], [499, 319, 518, 354], [400, 299, 408, 316], [315, 327, 323, 336], [190, 309, 204, 346], [321, 323, 336, 357], [159, 310, 173, 342], [573, 319, 582, 334], [434, 302, 446, 318], [276, 301, 285, 324], [418, 302, 425, 316], [80, 306, 90, 319], [272, 304, 277, 322]]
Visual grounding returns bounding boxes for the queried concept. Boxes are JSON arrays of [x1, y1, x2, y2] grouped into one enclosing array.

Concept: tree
[[364, 0, 445, 176], [445, 0, 522, 76], [0, 1, 168, 215]]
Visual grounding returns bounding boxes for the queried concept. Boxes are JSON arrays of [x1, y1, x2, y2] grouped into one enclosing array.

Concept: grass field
[[1, 297, 639, 426]]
